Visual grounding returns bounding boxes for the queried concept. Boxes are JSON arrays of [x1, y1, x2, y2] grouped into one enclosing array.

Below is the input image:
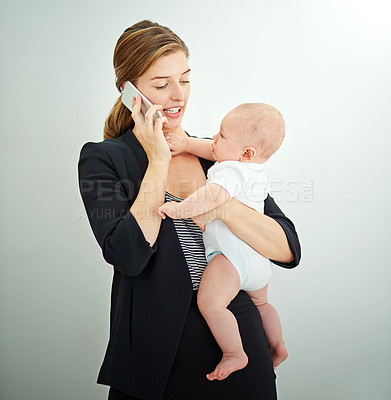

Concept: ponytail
[[103, 96, 134, 140]]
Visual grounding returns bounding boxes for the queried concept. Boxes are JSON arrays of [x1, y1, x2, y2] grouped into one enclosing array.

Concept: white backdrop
[[1, 0, 390, 399]]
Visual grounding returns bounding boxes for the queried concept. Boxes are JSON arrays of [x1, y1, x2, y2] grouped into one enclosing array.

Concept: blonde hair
[[231, 103, 285, 160], [104, 20, 189, 140]]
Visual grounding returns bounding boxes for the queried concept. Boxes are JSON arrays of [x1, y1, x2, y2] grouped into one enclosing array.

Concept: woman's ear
[[240, 147, 256, 162]]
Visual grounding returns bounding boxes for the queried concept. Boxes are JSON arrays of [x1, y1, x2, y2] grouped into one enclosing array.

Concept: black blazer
[[78, 129, 301, 399]]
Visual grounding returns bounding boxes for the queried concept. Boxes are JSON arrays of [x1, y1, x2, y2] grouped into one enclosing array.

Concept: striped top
[[165, 191, 208, 290]]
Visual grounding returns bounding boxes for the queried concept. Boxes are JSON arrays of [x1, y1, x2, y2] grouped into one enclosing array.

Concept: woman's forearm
[[219, 198, 294, 263], [129, 159, 169, 247]]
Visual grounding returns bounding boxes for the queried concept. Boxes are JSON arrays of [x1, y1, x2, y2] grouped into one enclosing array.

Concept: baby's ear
[[240, 147, 256, 162]]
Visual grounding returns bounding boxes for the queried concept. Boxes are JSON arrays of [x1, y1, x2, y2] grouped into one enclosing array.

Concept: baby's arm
[[164, 133, 214, 160], [158, 183, 230, 219]]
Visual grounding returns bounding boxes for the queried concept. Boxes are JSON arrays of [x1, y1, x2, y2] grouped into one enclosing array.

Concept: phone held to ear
[[121, 81, 162, 123]]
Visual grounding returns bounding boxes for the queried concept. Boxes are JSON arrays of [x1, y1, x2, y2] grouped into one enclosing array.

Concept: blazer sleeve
[[78, 141, 157, 276], [264, 195, 301, 269]]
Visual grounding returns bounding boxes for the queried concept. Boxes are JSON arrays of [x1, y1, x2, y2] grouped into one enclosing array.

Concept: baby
[[158, 103, 288, 381]]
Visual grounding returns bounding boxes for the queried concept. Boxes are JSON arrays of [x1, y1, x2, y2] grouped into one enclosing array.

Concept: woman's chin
[[165, 118, 183, 132]]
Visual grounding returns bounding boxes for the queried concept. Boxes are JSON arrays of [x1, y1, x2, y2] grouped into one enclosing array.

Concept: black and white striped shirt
[[165, 191, 208, 290]]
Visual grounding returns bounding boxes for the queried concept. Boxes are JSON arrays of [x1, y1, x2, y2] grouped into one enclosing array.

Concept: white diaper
[[204, 220, 272, 292]]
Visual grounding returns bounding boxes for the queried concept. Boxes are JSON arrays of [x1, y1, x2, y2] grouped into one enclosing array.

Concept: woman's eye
[[180, 80, 190, 84], [156, 83, 168, 90]]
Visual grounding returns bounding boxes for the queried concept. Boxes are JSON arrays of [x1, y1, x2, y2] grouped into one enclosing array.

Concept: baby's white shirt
[[206, 160, 269, 213]]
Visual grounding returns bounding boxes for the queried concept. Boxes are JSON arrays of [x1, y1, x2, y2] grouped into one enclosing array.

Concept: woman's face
[[135, 51, 190, 133]]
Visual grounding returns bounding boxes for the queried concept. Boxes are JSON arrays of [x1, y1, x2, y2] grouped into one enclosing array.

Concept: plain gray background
[[1, 0, 390, 399]]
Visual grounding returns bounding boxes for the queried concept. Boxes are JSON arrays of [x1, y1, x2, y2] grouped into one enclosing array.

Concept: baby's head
[[211, 103, 285, 163]]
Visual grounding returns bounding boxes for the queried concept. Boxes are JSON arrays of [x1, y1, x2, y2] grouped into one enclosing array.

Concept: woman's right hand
[[131, 94, 171, 163]]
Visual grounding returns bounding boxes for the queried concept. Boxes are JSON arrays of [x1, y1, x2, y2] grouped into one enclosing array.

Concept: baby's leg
[[247, 285, 288, 369], [197, 254, 248, 381]]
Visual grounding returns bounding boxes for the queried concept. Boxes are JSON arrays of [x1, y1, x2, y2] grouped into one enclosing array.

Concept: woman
[[78, 20, 301, 400]]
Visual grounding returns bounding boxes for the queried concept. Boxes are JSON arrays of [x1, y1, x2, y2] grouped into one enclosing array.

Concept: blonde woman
[[78, 20, 301, 400]]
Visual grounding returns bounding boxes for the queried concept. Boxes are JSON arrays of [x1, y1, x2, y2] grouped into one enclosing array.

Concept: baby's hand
[[164, 133, 188, 156], [158, 201, 181, 219]]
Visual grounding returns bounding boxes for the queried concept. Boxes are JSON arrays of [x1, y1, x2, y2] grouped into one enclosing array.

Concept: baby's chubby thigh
[[197, 253, 241, 314]]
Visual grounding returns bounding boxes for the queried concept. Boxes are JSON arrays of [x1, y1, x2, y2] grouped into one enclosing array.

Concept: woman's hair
[[104, 20, 189, 140]]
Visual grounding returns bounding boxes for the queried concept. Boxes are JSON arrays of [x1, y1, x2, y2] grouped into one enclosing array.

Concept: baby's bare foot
[[206, 352, 248, 381], [270, 341, 288, 369]]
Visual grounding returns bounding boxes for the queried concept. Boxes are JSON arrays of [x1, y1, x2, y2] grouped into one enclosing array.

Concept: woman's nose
[[171, 83, 185, 101], [212, 134, 217, 142]]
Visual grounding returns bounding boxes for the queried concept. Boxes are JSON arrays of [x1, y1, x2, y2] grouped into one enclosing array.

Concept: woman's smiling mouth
[[163, 107, 182, 118]]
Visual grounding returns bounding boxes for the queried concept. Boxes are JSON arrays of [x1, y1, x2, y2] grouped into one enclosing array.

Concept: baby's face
[[211, 113, 244, 162]]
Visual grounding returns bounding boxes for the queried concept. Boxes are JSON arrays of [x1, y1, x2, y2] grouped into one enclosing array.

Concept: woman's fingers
[[132, 95, 163, 128], [130, 96, 170, 161], [153, 116, 171, 160], [144, 104, 163, 126], [131, 94, 145, 126], [154, 116, 168, 133]]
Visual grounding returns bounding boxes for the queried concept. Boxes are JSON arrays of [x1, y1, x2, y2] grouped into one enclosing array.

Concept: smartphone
[[121, 81, 162, 123]]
